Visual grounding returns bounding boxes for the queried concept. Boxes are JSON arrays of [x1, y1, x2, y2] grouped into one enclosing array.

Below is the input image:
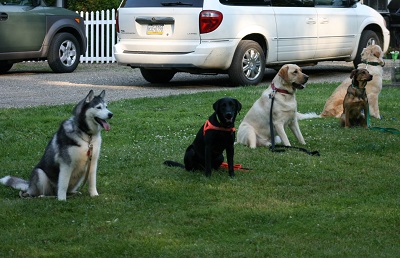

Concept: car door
[[314, 0, 358, 58], [0, 1, 45, 53], [273, 0, 317, 61]]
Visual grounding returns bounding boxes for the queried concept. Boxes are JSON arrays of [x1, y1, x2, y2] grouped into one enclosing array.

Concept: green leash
[[362, 53, 399, 134], [370, 126, 400, 134], [367, 105, 400, 134]]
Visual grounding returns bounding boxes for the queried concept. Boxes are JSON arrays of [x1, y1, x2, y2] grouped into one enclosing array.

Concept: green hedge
[[45, 0, 121, 12], [67, 0, 121, 12]]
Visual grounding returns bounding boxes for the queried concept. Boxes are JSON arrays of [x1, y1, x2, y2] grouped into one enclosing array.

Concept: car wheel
[[353, 30, 381, 68], [228, 40, 266, 86], [140, 68, 176, 83], [48, 32, 81, 73], [0, 62, 13, 74]]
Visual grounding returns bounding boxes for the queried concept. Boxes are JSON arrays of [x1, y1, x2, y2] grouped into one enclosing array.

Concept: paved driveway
[[0, 61, 391, 108]]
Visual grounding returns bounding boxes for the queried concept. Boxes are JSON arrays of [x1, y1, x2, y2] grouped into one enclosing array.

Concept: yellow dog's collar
[[271, 82, 290, 95]]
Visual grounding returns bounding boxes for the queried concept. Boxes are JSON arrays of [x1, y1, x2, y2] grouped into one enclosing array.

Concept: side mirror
[[32, 0, 41, 7]]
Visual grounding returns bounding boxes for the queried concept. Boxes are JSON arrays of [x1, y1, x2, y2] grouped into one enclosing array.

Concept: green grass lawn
[[0, 83, 399, 257]]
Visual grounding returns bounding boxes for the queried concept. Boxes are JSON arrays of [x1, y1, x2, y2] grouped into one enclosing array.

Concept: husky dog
[[0, 90, 113, 201]]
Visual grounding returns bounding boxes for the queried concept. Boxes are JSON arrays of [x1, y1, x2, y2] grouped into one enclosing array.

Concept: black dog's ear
[[235, 99, 242, 114], [213, 99, 221, 112]]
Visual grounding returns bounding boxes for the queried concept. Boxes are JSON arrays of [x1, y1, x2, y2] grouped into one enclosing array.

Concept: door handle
[[0, 13, 8, 21], [320, 17, 329, 24], [306, 18, 316, 24]]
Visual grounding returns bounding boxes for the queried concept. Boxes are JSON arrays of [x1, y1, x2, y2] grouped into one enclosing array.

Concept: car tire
[[48, 32, 81, 73], [353, 30, 381, 68], [140, 68, 176, 83], [228, 40, 266, 86], [0, 62, 13, 74]]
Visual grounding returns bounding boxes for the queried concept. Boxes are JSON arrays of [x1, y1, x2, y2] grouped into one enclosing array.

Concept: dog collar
[[351, 83, 366, 90], [203, 120, 235, 136], [271, 82, 290, 95], [361, 60, 385, 67]]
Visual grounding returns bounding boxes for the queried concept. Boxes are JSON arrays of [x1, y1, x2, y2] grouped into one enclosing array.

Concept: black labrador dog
[[164, 97, 242, 177]]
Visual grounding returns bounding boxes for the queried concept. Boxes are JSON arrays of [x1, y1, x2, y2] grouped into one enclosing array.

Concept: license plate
[[146, 24, 164, 35]]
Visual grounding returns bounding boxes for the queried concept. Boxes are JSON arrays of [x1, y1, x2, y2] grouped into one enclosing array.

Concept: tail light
[[116, 10, 120, 33], [199, 10, 223, 34]]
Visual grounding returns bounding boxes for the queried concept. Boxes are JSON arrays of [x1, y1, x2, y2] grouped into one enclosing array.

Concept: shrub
[[45, 0, 121, 12]]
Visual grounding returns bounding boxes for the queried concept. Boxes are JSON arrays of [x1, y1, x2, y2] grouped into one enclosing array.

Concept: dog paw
[[19, 191, 33, 199], [68, 191, 82, 197], [89, 192, 99, 197], [38, 195, 57, 198]]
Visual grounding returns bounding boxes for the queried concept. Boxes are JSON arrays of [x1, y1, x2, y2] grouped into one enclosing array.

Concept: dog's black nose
[[108, 113, 113, 119]]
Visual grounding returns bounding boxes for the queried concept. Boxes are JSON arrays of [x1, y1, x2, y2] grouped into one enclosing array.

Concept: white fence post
[[78, 9, 117, 63]]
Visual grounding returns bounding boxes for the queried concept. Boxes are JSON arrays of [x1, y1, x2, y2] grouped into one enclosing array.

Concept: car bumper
[[114, 39, 239, 70]]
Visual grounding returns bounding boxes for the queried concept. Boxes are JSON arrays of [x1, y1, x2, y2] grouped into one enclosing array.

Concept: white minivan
[[114, 0, 390, 86]]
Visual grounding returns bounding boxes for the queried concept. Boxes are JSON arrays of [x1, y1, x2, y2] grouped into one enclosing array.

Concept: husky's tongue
[[96, 118, 110, 131], [101, 120, 110, 131]]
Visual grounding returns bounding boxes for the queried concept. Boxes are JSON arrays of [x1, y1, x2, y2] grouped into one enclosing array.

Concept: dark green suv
[[0, 0, 86, 73]]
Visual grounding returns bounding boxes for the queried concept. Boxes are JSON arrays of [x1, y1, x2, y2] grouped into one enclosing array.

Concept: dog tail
[[0, 176, 29, 191], [297, 112, 321, 120], [163, 160, 185, 169]]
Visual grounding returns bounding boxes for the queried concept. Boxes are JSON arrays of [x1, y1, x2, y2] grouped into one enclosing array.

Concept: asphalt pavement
[[0, 61, 392, 108]]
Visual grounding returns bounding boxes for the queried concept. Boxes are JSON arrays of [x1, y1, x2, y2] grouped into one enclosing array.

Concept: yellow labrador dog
[[237, 64, 309, 148], [321, 45, 385, 119]]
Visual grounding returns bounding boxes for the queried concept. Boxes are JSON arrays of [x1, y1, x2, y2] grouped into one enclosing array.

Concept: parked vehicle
[[380, 0, 400, 50], [0, 0, 87, 74], [114, 0, 390, 86]]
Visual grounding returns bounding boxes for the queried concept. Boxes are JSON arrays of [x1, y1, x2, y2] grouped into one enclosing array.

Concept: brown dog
[[321, 45, 385, 119], [340, 68, 373, 128]]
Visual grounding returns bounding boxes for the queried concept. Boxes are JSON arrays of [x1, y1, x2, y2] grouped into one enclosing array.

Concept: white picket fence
[[78, 9, 117, 63]]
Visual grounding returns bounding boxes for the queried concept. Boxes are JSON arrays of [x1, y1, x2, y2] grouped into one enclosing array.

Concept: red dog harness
[[203, 120, 236, 136]]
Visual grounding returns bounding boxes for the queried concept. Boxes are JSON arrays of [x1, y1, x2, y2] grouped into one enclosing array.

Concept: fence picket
[[78, 9, 117, 63]]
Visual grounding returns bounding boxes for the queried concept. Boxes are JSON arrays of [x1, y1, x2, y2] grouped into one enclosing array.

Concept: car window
[[315, 0, 349, 7], [271, 0, 314, 7], [219, 0, 272, 6], [2, 0, 32, 5], [120, 0, 203, 8]]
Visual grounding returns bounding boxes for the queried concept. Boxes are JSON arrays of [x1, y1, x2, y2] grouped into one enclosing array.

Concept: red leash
[[219, 162, 252, 172]]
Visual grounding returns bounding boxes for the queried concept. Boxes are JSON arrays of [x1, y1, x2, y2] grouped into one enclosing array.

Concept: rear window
[[272, 0, 314, 7], [220, 0, 272, 6], [121, 0, 204, 7], [220, 0, 315, 6]]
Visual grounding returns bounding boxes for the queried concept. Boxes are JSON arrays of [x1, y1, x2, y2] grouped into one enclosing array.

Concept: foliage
[[67, 0, 121, 12], [45, 0, 121, 12], [0, 84, 399, 257]]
